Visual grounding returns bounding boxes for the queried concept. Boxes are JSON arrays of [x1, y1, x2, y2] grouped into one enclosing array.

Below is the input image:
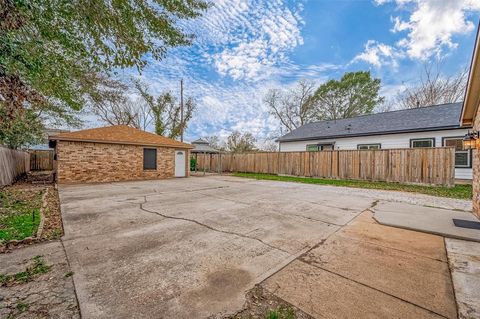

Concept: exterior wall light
[[463, 131, 480, 150]]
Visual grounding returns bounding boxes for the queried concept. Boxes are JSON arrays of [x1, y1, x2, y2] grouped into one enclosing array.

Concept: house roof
[[49, 125, 193, 148], [191, 138, 209, 145], [191, 138, 220, 153], [461, 23, 480, 126], [278, 102, 467, 142]]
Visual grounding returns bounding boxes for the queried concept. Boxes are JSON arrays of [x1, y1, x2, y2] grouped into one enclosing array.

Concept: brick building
[[461, 26, 480, 219], [49, 125, 192, 184]]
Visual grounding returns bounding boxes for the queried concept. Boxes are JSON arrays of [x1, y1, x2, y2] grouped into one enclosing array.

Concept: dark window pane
[[412, 139, 433, 148], [357, 144, 380, 150], [143, 148, 157, 170], [445, 138, 463, 151], [455, 152, 469, 167]]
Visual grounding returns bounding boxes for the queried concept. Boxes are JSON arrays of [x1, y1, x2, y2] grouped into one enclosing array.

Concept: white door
[[175, 150, 186, 177]]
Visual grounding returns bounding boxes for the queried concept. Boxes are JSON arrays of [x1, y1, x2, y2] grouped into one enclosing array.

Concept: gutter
[[49, 137, 194, 149], [276, 125, 470, 143]]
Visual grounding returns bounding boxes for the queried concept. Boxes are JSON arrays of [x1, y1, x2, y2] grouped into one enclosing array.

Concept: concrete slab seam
[[443, 237, 460, 319], [297, 259, 450, 319], [139, 196, 291, 254]]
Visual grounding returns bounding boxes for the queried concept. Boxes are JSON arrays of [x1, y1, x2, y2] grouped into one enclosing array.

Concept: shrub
[[190, 157, 197, 171]]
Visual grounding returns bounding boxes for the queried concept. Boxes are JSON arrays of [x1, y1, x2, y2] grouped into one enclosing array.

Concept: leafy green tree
[[135, 80, 195, 139], [0, 0, 208, 147], [313, 71, 384, 120], [0, 106, 43, 149], [226, 131, 257, 153]]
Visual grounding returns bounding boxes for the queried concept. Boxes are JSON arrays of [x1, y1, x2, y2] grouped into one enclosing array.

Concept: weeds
[[266, 305, 295, 319], [16, 302, 29, 312], [0, 256, 51, 286]]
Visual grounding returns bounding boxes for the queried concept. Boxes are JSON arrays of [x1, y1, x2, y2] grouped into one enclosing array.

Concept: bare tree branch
[[397, 62, 468, 108]]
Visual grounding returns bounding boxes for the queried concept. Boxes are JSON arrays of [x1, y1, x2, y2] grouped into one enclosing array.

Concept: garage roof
[[49, 125, 193, 148]]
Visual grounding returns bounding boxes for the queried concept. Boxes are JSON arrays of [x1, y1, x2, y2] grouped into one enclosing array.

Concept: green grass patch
[[0, 255, 51, 286], [16, 302, 29, 312], [233, 172, 472, 200], [0, 188, 43, 242], [266, 305, 296, 319]]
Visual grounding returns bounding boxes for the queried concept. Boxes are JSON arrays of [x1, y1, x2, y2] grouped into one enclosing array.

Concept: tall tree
[[0, 0, 208, 147], [226, 131, 257, 153], [264, 80, 317, 133], [204, 135, 226, 151], [313, 71, 384, 121], [396, 64, 468, 109], [0, 105, 43, 149], [135, 81, 195, 139]]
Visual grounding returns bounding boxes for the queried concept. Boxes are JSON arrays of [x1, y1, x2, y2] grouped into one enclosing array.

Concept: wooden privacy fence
[[0, 146, 30, 186], [194, 147, 455, 186], [30, 150, 54, 171]]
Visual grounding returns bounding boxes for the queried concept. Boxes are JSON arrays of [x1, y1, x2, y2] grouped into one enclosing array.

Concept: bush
[[190, 157, 197, 171]]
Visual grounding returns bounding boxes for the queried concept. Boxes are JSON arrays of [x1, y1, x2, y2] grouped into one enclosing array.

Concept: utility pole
[[180, 78, 184, 142]]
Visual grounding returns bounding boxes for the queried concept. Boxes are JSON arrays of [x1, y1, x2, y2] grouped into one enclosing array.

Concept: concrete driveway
[[59, 175, 461, 318]]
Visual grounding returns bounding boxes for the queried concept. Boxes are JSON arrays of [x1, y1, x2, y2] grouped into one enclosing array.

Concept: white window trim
[[357, 143, 381, 150], [410, 138, 435, 148], [443, 136, 471, 168]]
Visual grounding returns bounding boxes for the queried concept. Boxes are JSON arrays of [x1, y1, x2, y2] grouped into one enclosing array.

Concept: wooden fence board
[[30, 150, 54, 171], [0, 147, 30, 186], [193, 147, 455, 186]]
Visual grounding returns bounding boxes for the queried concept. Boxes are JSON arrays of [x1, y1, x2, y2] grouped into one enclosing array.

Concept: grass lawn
[[233, 172, 472, 200], [0, 187, 44, 242]]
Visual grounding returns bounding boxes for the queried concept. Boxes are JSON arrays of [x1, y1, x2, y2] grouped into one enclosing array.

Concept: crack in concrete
[[298, 259, 450, 319], [195, 190, 353, 228], [139, 196, 291, 254]]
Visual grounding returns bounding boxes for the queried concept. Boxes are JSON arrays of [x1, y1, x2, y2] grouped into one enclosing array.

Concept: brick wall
[[56, 141, 189, 183], [473, 114, 480, 218]]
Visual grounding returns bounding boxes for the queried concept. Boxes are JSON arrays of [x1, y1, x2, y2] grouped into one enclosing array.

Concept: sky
[[99, 0, 480, 145]]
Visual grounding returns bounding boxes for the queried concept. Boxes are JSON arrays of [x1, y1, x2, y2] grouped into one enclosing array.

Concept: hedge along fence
[[0, 146, 30, 186], [194, 147, 456, 187]]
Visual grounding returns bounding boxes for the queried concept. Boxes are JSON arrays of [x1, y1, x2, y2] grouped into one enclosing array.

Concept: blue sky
[[104, 0, 480, 145]]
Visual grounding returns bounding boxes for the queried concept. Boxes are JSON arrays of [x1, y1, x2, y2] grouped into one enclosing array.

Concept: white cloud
[[197, 0, 304, 80], [353, 40, 400, 67], [86, 1, 334, 142], [355, 0, 480, 67]]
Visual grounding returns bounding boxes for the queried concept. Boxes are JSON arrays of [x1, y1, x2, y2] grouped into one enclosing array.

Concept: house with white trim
[[277, 102, 472, 180]]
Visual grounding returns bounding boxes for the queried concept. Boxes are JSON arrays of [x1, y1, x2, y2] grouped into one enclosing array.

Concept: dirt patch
[[227, 285, 313, 319], [40, 187, 64, 240]]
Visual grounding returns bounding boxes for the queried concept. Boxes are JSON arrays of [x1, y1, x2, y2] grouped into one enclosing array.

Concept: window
[[143, 148, 157, 170], [320, 144, 334, 151], [410, 138, 435, 148], [306, 144, 334, 152], [357, 144, 381, 150], [443, 137, 471, 168]]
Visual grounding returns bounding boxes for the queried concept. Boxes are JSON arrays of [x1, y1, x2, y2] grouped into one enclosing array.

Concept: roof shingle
[[50, 125, 193, 148], [278, 102, 467, 142]]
